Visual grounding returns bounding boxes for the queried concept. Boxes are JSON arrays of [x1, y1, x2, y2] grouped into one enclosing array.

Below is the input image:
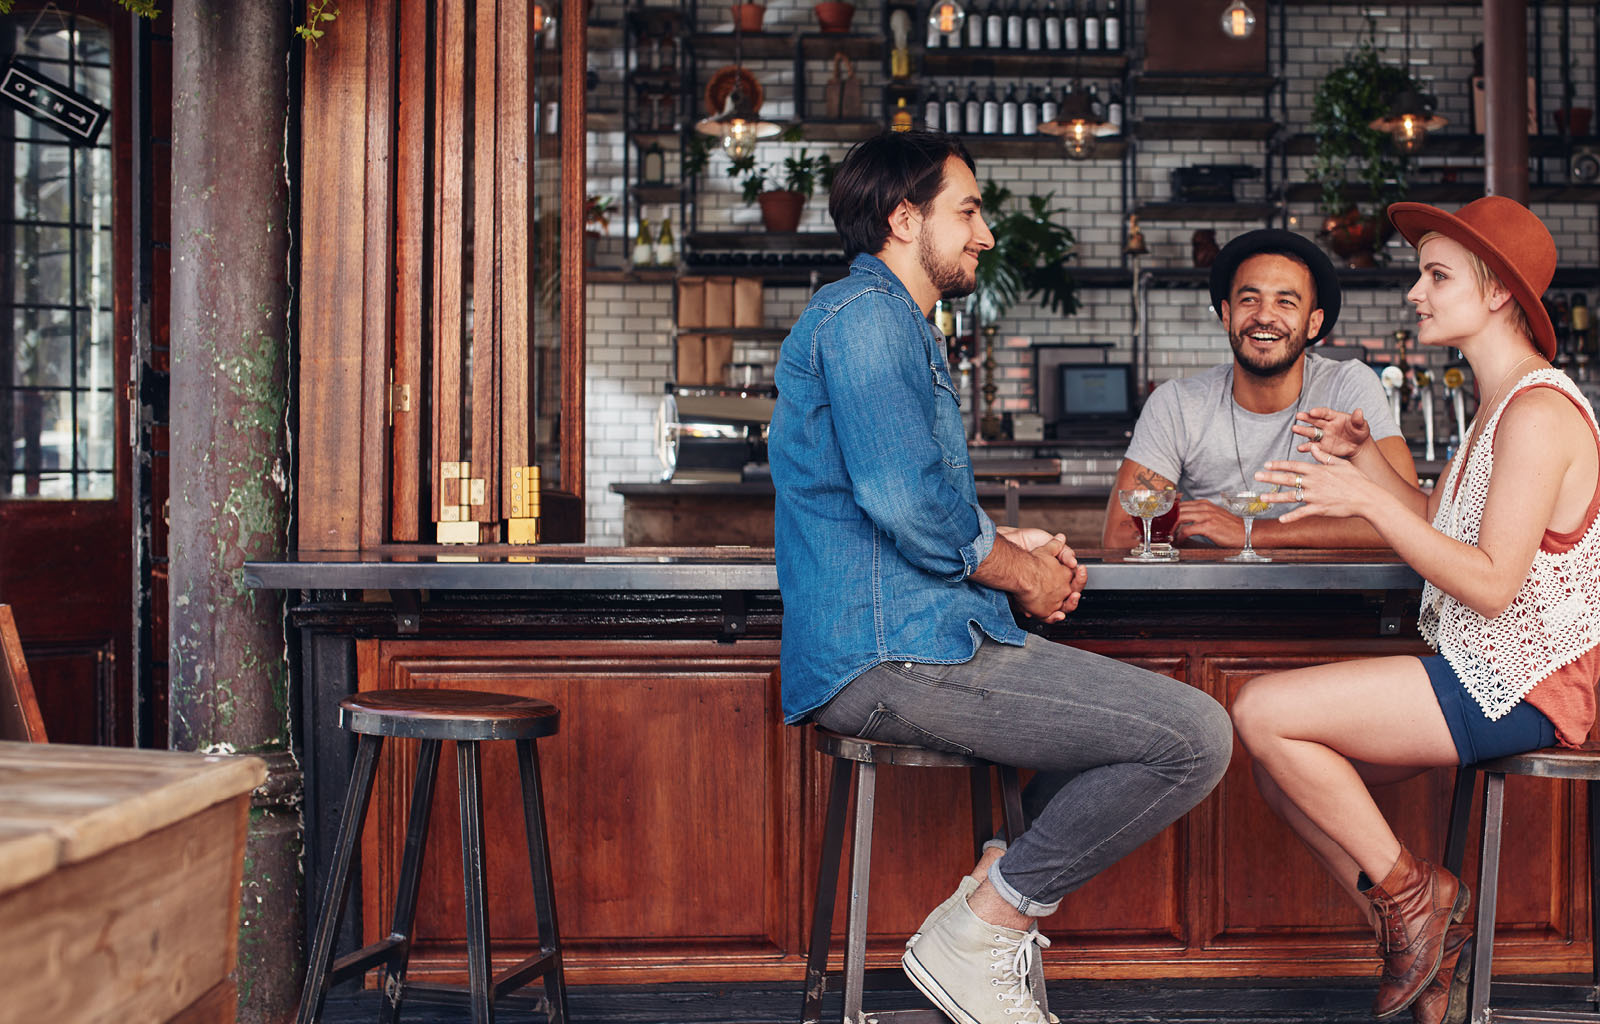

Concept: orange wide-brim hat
[[1387, 195, 1558, 360]]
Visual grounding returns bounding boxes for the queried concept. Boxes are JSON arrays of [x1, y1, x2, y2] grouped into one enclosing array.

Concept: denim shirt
[[770, 253, 1026, 724]]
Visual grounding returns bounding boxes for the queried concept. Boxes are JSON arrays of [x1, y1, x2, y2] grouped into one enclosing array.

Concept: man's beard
[[918, 227, 976, 300], [1229, 322, 1310, 379]]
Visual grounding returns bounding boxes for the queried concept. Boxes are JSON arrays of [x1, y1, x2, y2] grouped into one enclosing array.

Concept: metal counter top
[[244, 548, 1421, 593]]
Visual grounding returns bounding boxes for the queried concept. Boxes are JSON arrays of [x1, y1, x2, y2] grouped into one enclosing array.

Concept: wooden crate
[[0, 742, 265, 1023]]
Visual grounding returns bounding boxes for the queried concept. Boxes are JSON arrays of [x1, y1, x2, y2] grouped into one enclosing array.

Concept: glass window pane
[[75, 388, 113, 470], [13, 224, 72, 305], [78, 310, 112, 389], [12, 307, 72, 386], [77, 470, 110, 498], [8, 387, 68, 476]]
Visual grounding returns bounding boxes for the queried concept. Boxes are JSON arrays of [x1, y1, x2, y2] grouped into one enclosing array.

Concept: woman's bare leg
[[1231, 656, 1458, 883]]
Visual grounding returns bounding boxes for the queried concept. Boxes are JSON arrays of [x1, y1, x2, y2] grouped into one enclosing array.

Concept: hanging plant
[[1308, 16, 1418, 221]]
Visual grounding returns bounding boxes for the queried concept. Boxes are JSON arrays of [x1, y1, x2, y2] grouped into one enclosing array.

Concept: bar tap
[[1380, 364, 1405, 430], [1413, 368, 1435, 462], [1442, 364, 1469, 450]]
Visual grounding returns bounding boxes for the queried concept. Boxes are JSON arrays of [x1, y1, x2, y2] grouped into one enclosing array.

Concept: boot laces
[[986, 929, 1051, 1021]]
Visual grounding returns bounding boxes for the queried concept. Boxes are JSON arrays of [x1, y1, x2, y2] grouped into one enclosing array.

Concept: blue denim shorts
[[1423, 655, 1556, 765]]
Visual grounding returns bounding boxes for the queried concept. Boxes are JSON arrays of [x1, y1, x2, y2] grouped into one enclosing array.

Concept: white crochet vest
[[1418, 369, 1600, 721]]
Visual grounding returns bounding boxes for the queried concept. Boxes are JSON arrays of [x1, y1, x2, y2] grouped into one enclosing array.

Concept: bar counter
[[251, 549, 1592, 988]]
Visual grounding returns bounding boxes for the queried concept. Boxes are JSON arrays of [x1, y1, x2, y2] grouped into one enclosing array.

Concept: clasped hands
[[999, 525, 1087, 624]]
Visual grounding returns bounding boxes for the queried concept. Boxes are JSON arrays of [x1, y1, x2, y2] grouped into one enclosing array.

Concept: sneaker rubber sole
[[902, 945, 984, 1024]]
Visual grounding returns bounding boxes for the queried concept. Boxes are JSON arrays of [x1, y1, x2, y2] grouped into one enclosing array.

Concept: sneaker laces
[[988, 928, 1051, 1021]]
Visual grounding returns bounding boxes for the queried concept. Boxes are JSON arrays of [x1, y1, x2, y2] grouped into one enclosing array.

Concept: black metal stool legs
[[1468, 771, 1507, 1024], [517, 737, 570, 1024], [377, 739, 443, 1024], [297, 732, 385, 1024], [842, 760, 879, 1024], [457, 740, 494, 1023], [802, 757, 856, 1024]]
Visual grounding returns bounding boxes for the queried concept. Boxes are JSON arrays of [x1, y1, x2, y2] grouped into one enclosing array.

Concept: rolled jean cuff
[[982, 837, 1009, 854], [989, 860, 1061, 917]]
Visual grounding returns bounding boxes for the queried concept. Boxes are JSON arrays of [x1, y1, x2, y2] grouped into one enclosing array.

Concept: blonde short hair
[[1417, 230, 1533, 342]]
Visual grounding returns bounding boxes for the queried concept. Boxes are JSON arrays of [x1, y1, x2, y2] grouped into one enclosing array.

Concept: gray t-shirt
[[1123, 353, 1402, 519]]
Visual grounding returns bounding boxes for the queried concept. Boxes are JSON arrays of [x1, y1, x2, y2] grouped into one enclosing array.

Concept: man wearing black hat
[[1101, 229, 1416, 551]]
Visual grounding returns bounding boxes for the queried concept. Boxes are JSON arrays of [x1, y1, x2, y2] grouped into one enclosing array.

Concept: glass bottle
[[631, 213, 654, 267], [653, 212, 676, 266], [1006, 0, 1023, 50], [1024, 0, 1042, 49], [1021, 84, 1040, 134], [925, 85, 943, 131], [1106, 85, 1124, 132], [1082, 0, 1100, 49], [985, 0, 1004, 49], [892, 96, 914, 131], [1001, 83, 1019, 134], [1062, 0, 1080, 50], [964, 81, 983, 134], [1043, 0, 1062, 49], [641, 142, 665, 184], [1040, 82, 1059, 125], [1103, 0, 1120, 50], [944, 82, 963, 134], [966, 0, 986, 47], [982, 82, 1001, 134]]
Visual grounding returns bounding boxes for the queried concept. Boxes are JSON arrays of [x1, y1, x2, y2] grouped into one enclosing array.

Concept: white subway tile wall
[[584, 0, 1600, 540]]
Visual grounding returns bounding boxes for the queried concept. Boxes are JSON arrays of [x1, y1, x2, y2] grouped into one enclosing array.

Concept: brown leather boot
[[1359, 846, 1470, 1019], [1410, 919, 1473, 1024]]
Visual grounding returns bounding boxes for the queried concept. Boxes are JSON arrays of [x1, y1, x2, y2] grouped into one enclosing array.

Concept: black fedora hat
[[1207, 229, 1341, 343]]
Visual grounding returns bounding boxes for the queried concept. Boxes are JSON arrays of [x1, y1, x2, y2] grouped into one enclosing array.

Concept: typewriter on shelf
[[1169, 164, 1261, 203]]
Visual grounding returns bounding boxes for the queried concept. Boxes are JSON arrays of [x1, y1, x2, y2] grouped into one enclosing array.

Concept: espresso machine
[[654, 386, 774, 482]]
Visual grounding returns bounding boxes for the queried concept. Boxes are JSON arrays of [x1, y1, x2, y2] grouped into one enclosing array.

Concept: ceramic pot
[[757, 190, 806, 233], [732, 3, 766, 32], [813, 1, 856, 33], [1320, 208, 1392, 269]]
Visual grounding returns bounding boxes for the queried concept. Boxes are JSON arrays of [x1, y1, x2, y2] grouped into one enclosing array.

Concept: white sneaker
[[907, 875, 981, 950], [902, 897, 1052, 1024]]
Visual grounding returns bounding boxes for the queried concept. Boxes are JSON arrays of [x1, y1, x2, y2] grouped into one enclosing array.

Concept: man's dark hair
[[828, 130, 976, 261]]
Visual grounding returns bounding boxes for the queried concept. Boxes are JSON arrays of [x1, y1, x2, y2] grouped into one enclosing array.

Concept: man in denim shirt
[[770, 131, 1232, 1024]]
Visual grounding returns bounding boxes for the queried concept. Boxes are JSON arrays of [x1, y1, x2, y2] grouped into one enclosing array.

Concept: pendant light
[[928, 0, 967, 37], [693, 21, 783, 160], [1040, 81, 1111, 160], [1368, 8, 1446, 155], [531, 0, 556, 34], [1220, 0, 1256, 40]]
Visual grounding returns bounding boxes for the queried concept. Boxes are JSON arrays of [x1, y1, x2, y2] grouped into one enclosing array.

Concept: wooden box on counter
[[0, 743, 266, 1022]]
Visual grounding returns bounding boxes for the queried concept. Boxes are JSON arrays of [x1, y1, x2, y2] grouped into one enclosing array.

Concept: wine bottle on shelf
[[1085, 82, 1102, 122], [1062, 0, 1080, 50], [1001, 84, 1019, 134], [982, 82, 1001, 134], [1040, 82, 1059, 125], [966, 0, 986, 47], [631, 213, 654, 268], [1006, 0, 1023, 49], [964, 81, 983, 133], [1572, 292, 1592, 354], [926, 10, 942, 49], [985, 0, 1004, 49], [933, 299, 955, 338], [1024, 0, 1042, 50], [653, 212, 676, 267], [1082, 0, 1100, 49], [945, 82, 963, 133], [925, 86, 943, 130], [1103, 0, 1120, 50], [1043, 0, 1062, 49], [1021, 84, 1040, 134], [1106, 84, 1124, 132]]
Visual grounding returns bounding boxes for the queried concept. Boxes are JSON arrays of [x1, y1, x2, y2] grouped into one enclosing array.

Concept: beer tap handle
[[1442, 366, 1469, 451], [1380, 364, 1405, 433], [1415, 370, 1435, 463]]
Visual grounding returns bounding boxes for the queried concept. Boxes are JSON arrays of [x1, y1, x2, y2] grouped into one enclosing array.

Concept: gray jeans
[[814, 634, 1232, 916]]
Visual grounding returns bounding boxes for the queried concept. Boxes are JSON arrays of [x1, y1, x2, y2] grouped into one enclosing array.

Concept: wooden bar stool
[[801, 727, 1038, 1024], [1442, 742, 1600, 1024], [296, 689, 568, 1024]]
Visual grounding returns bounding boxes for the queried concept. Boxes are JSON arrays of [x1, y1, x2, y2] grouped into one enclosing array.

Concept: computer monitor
[[1057, 362, 1134, 422]]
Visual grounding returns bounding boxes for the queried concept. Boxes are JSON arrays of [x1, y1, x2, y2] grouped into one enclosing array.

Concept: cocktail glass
[[1220, 490, 1273, 563], [1118, 488, 1178, 562], [1129, 499, 1181, 561]]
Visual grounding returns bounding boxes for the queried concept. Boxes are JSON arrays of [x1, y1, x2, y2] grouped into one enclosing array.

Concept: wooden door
[[0, 6, 133, 745]]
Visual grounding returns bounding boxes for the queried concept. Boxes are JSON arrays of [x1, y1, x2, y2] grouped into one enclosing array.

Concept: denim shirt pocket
[[929, 362, 968, 469]]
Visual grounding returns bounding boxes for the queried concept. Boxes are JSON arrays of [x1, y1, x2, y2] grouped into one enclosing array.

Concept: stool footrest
[[493, 948, 561, 999], [1492, 981, 1600, 1003], [401, 980, 550, 1015], [811, 965, 919, 996], [1476, 1012, 1600, 1023], [326, 936, 407, 986]]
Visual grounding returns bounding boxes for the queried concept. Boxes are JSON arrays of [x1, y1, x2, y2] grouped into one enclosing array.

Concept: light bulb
[[1394, 113, 1427, 154], [1220, 0, 1256, 40], [722, 120, 758, 160], [532, 2, 552, 33], [929, 0, 966, 36], [1063, 120, 1097, 160]]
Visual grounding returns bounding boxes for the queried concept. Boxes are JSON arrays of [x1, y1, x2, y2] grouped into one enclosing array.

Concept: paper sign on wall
[[1, 60, 108, 145]]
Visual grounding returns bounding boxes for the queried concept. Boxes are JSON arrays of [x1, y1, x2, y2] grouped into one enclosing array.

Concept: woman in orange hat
[[1230, 196, 1600, 1024]]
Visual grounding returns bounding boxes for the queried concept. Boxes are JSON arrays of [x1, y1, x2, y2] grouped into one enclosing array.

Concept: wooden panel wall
[[352, 636, 1592, 985]]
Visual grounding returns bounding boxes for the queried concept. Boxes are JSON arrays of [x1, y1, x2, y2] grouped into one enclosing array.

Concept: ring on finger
[[1294, 473, 1304, 489], [1294, 486, 1305, 502], [1312, 426, 1324, 442]]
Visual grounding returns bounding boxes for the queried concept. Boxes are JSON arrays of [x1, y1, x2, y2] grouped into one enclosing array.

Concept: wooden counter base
[[278, 586, 1595, 989]]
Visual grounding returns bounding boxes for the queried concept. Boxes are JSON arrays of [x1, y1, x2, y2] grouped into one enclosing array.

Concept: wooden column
[[1484, 0, 1530, 202], [168, 1, 299, 1019]]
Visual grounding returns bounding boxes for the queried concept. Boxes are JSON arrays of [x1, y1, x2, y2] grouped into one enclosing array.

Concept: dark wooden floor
[[314, 975, 1475, 1022]]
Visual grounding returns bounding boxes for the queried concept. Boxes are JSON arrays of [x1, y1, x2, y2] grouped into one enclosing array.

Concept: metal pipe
[[1484, 0, 1531, 200]]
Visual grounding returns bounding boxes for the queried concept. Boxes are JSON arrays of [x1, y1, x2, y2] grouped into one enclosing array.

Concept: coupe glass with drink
[[1117, 487, 1178, 562], [1219, 490, 1272, 563]]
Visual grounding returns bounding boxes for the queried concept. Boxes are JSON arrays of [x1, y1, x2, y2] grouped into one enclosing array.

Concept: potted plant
[[813, 0, 856, 32], [971, 181, 1080, 327], [1307, 18, 1421, 267], [584, 194, 615, 266], [729, 146, 836, 233]]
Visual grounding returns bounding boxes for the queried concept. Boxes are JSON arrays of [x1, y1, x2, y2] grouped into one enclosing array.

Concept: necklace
[[1458, 352, 1541, 474], [1228, 364, 1309, 491]]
